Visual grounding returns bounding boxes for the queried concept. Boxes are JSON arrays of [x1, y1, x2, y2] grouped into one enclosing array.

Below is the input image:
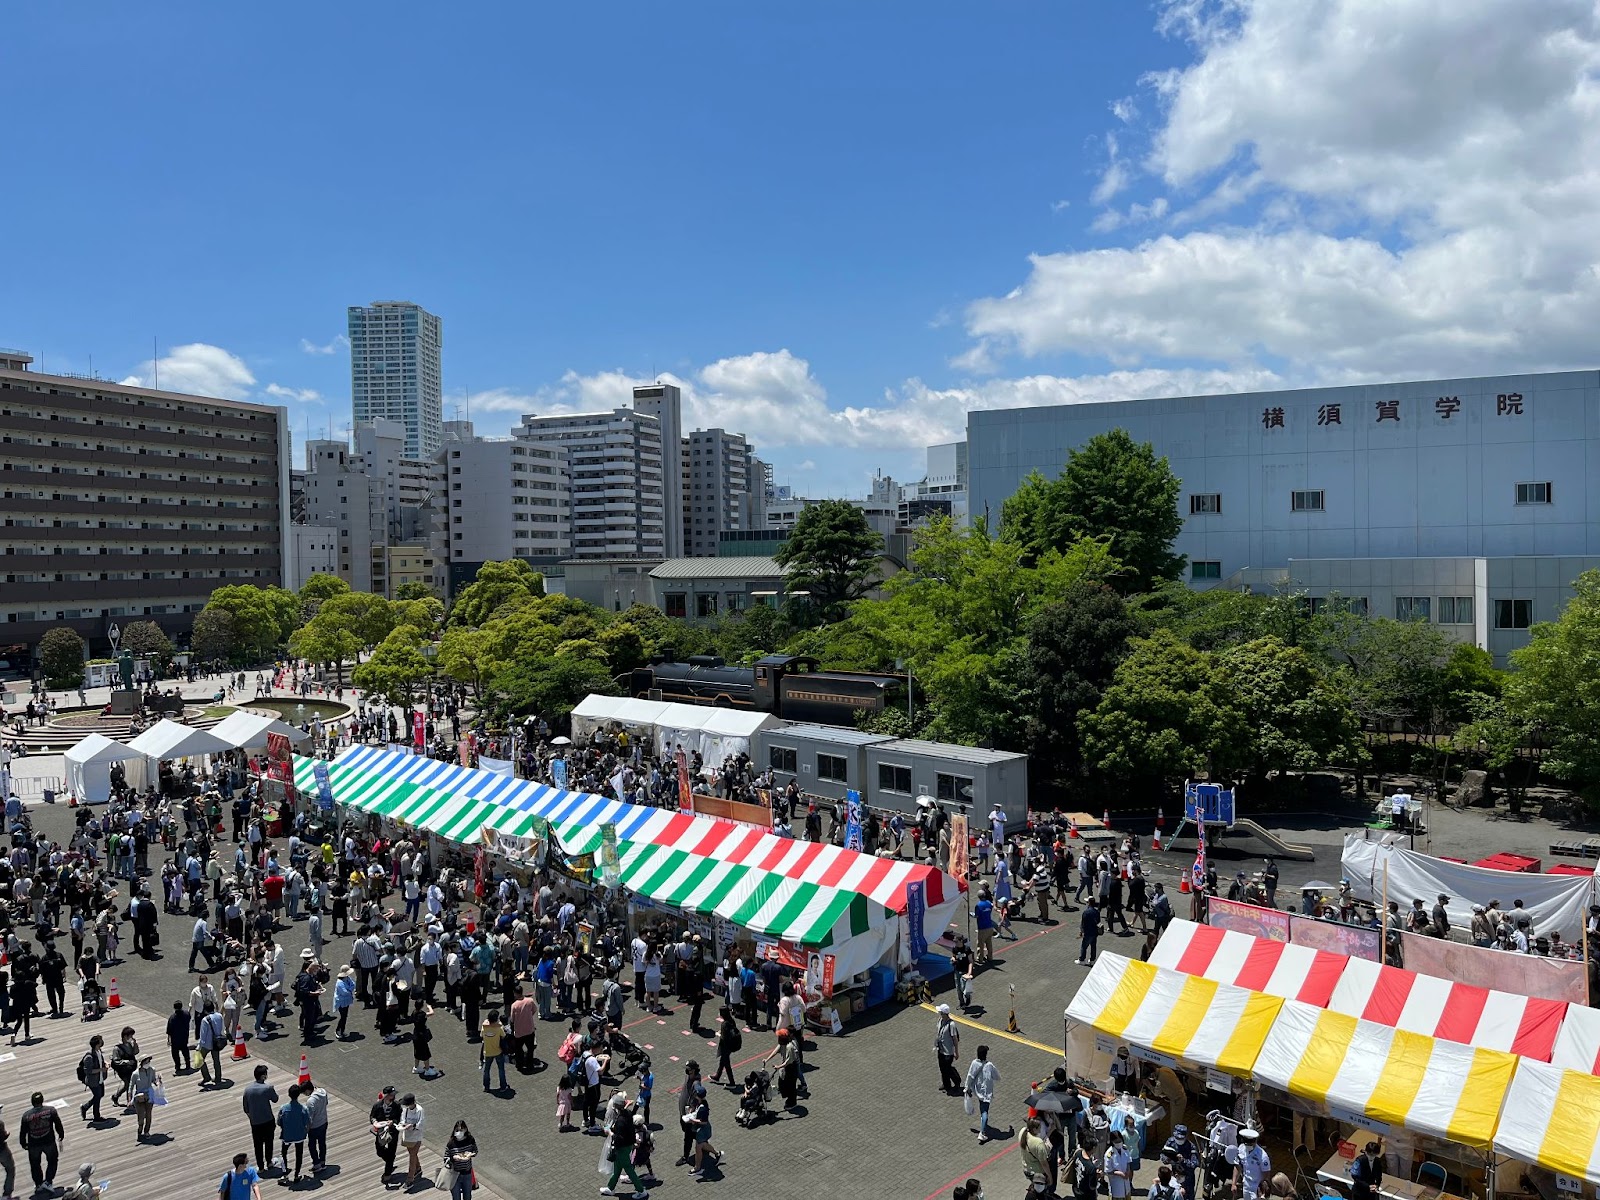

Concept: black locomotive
[[629, 653, 904, 727]]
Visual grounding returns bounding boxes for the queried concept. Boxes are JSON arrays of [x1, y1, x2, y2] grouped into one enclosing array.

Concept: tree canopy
[[773, 499, 883, 622], [447, 559, 545, 628], [40, 627, 86, 689], [1507, 569, 1600, 794]]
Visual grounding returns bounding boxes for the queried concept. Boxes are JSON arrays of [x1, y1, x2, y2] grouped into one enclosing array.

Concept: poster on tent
[[676, 750, 693, 814], [265, 732, 293, 783], [600, 823, 621, 887], [312, 760, 335, 813], [948, 814, 969, 880], [1289, 913, 1380, 960], [1207, 896, 1290, 942]]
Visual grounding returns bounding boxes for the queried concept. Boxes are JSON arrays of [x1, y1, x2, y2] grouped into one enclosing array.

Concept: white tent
[[126, 718, 233, 765], [570, 695, 674, 742], [653, 704, 780, 765], [63, 733, 144, 805], [210, 711, 312, 751]]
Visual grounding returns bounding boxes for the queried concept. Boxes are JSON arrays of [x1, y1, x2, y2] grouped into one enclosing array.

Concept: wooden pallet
[[1549, 837, 1600, 859]]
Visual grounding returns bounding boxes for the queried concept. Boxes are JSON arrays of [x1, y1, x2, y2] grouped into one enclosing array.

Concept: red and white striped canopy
[[1550, 1004, 1600, 1073], [1327, 956, 1567, 1061], [1147, 919, 1345, 1005]]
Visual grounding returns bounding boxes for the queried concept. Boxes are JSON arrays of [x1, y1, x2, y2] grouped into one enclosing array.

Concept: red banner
[[676, 749, 693, 815], [948, 814, 970, 880], [413, 710, 425, 748], [1206, 896, 1291, 942], [265, 732, 293, 782]]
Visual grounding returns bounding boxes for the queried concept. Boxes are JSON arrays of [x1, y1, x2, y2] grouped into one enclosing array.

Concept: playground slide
[[1229, 818, 1316, 861]]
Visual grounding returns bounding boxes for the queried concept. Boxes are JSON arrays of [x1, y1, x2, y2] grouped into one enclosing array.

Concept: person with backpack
[[77, 1034, 109, 1124], [1150, 1162, 1184, 1200], [19, 1091, 65, 1196], [710, 1006, 743, 1086], [218, 1150, 262, 1200]]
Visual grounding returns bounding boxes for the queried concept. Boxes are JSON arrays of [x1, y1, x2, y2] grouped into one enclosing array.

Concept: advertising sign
[[1206, 896, 1291, 942], [265, 732, 293, 782], [599, 823, 621, 887], [906, 879, 928, 960], [551, 759, 568, 789], [676, 750, 693, 814], [412, 711, 425, 749], [844, 789, 864, 853], [312, 760, 334, 813], [948, 814, 970, 880]]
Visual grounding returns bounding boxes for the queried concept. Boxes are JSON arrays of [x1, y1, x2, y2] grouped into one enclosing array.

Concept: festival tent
[[1064, 953, 1282, 1077], [210, 711, 312, 752], [1146, 919, 1345, 1005], [1252, 999, 1517, 1151], [570, 695, 675, 743], [1494, 1058, 1600, 1185], [1548, 1004, 1600, 1073], [1327, 956, 1567, 1061], [126, 718, 233, 761], [63, 733, 144, 805], [1342, 833, 1594, 936], [650, 703, 781, 765], [293, 744, 962, 976]]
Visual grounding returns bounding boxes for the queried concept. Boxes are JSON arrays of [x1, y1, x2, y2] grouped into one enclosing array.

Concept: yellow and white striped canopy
[[1495, 1058, 1600, 1185], [1064, 953, 1281, 1077], [1253, 999, 1516, 1151]]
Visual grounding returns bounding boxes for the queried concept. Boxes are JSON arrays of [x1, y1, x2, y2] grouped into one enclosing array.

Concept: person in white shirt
[[1234, 1128, 1271, 1199], [964, 1044, 1002, 1144], [1104, 1131, 1133, 1199], [631, 935, 649, 1007], [398, 1094, 425, 1185]]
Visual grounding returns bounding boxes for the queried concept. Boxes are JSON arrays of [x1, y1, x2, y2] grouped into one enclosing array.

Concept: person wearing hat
[[1430, 895, 1452, 939], [1471, 905, 1494, 947], [130, 1053, 161, 1142], [1234, 1127, 1271, 1199], [333, 966, 356, 1040], [61, 1161, 101, 1200], [1161, 1123, 1199, 1199], [1103, 1129, 1132, 1200], [397, 1092, 425, 1186], [934, 1004, 962, 1094]]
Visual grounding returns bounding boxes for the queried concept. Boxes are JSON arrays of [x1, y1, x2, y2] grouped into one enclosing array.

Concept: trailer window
[[878, 763, 912, 793], [817, 754, 848, 783], [769, 746, 797, 774], [936, 772, 974, 803]]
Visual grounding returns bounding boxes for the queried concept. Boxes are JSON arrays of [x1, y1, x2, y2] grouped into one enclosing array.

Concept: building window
[[1437, 596, 1474, 625], [1395, 596, 1431, 622], [696, 592, 719, 618], [817, 754, 848, 783], [1291, 490, 1325, 512], [1191, 561, 1221, 580], [936, 772, 974, 804], [878, 763, 912, 794], [1515, 481, 1552, 505], [1494, 598, 1532, 630], [1189, 493, 1221, 515], [664, 593, 687, 619], [769, 746, 797, 774]]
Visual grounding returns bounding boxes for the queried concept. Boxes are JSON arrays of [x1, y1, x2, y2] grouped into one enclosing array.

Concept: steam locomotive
[[629, 653, 905, 728]]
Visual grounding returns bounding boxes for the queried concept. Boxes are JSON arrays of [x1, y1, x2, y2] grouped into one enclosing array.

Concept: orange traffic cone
[[298, 1053, 311, 1085], [1102, 809, 1111, 829], [233, 1029, 250, 1060], [108, 978, 121, 1009], [68, 795, 78, 808], [1179, 875, 1191, 894], [1152, 828, 1162, 851], [1068, 819, 1079, 839]]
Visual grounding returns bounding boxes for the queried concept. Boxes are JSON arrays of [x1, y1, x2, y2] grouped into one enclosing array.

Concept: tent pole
[[1484, 1151, 1496, 1200], [1382, 861, 1390, 960]]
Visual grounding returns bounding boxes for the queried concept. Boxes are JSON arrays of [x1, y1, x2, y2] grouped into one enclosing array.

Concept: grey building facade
[[348, 300, 443, 460]]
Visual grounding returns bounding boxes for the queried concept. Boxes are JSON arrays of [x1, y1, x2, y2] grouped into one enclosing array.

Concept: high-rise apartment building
[[630, 383, 683, 557], [348, 301, 443, 460], [445, 431, 570, 568], [514, 407, 666, 558], [684, 428, 758, 556], [0, 348, 290, 658]]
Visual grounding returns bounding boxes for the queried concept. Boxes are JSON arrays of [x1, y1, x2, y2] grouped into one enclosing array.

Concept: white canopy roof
[[125, 718, 233, 761], [210, 711, 312, 751], [63, 732, 145, 767], [571, 695, 676, 738]]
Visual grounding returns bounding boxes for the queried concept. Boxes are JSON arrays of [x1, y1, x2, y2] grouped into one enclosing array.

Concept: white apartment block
[[684, 427, 757, 556], [445, 436, 570, 564], [348, 301, 443, 460], [630, 383, 684, 557], [514, 407, 667, 559]]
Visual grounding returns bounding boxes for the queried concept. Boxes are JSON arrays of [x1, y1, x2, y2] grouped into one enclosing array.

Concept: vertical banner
[[844, 789, 864, 852], [412, 710, 425, 750], [458, 738, 471, 767], [312, 760, 334, 813], [551, 759, 568, 789], [676, 749, 693, 814], [473, 846, 486, 900], [821, 953, 836, 1000], [265, 732, 292, 782], [611, 769, 627, 803], [906, 879, 928, 960], [468, 731, 478, 763], [599, 822, 621, 887], [948, 813, 969, 880]]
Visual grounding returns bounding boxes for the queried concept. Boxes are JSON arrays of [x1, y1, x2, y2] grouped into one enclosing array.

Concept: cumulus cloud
[[968, 0, 1600, 384], [301, 335, 349, 355], [263, 383, 323, 404], [121, 343, 256, 400]]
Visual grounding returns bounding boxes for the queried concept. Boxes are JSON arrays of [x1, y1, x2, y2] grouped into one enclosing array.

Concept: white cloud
[[301, 335, 349, 355], [1050, 199, 1072, 214], [263, 383, 323, 404], [1089, 133, 1130, 206], [966, 0, 1600, 384], [121, 343, 255, 400], [1110, 96, 1138, 123]]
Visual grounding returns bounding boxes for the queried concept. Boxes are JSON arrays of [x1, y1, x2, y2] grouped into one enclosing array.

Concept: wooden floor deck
[[1, 997, 505, 1200]]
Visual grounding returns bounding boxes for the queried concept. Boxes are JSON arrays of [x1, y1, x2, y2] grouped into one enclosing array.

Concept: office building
[[0, 348, 290, 658], [630, 383, 684, 557], [288, 525, 340, 591], [901, 440, 967, 528], [514, 406, 666, 559], [966, 369, 1600, 662], [684, 427, 758, 557], [348, 301, 443, 460], [445, 433, 570, 569]]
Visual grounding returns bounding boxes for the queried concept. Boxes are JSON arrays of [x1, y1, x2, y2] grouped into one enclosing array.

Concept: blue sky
[[6, 2, 1597, 497]]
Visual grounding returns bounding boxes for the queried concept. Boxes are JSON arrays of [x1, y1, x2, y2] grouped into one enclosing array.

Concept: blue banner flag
[[906, 879, 928, 960], [313, 760, 334, 812], [844, 788, 864, 852]]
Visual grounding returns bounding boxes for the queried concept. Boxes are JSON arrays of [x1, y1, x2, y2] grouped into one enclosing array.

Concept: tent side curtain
[[1495, 1058, 1600, 1185], [1064, 953, 1281, 1077], [1253, 998, 1515, 1151], [1552, 1004, 1600, 1074]]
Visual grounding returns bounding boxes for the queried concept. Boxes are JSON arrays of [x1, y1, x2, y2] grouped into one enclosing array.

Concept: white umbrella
[[549, 735, 572, 746]]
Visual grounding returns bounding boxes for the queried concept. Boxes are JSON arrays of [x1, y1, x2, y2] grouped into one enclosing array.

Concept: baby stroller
[[79, 977, 107, 1021], [606, 1026, 651, 1078], [736, 1069, 771, 1127]]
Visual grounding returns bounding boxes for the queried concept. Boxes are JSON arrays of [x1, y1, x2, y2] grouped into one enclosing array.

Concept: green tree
[[394, 581, 438, 602], [1079, 630, 1246, 783], [316, 591, 396, 649], [1013, 582, 1139, 784], [1439, 642, 1504, 723], [393, 596, 445, 636], [352, 626, 434, 707], [1000, 429, 1184, 592], [39, 626, 87, 689], [598, 622, 648, 675], [490, 654, 619, 721], [774, 499, 882, 622], [205, 585, 301, 661], [1217, 636, 1364, 784], [190, 607, 238, 664], [1506, 569, 1600, 795], [447, 559, 545, 628], [119, 620, 173, 665], [435, 625, 494, 696], [1452, 693, 1533, 813], [288, 614, 362, 677], [1322, 610, 1448, 736]]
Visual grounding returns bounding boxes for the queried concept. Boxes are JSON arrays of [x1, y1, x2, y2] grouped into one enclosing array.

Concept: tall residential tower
[[347, 301, 443, 459]]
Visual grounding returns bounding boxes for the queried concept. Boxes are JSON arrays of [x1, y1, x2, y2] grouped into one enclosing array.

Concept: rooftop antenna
[[152, 336, 158, 390]]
